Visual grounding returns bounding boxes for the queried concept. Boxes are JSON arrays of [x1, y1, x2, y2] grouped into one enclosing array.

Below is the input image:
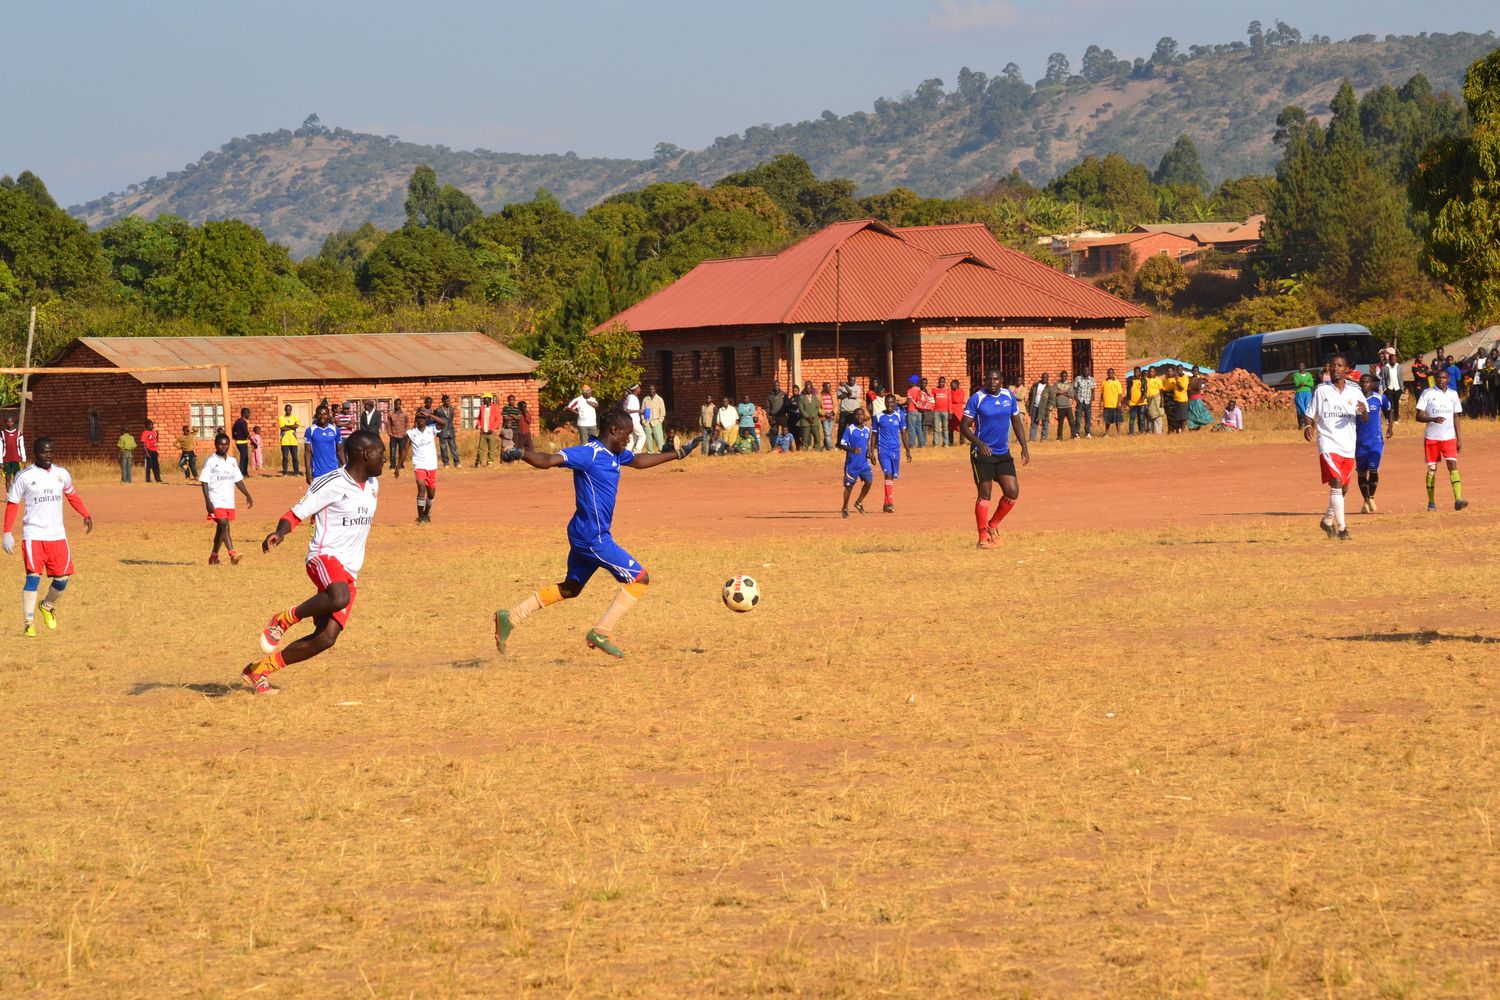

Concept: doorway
[[718, 346, 737, 400], [280, 398, 314, 439], [656, 350, 675, 417], [965, 339, 1024, 390]]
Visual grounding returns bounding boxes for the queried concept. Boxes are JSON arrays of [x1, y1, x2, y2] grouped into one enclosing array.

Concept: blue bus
[[1218, 323, 1378, 390]]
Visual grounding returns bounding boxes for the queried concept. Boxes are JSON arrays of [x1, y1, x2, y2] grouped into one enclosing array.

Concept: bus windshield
[[1318, 334, 1377, 366]]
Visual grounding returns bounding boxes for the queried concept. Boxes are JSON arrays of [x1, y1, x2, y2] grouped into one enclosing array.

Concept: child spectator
[[117, 426, 136, 483], [141, 419, 163, 483], [1213, 399, 1244, 432], [177, 425, 199, 480], [249, 425, 264, 471]]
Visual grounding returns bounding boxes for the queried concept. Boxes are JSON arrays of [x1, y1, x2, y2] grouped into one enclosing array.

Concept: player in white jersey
[[405, 407, 447, 523], [3, 437, 92, 636], [1303, 353, 1367, 541], [199, 432, 254, 565], [243, 430, 384, 694], [1416, 367, 1468, 512]]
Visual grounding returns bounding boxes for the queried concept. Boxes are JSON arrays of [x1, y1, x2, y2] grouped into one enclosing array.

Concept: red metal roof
[[605, 220, 1147, 333], [71, 332, 537, 385]]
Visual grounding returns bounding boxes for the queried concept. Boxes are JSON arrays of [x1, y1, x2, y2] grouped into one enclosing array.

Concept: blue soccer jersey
[[963, 389, 1020, 454], [873, 410, 905, 455], [1357, 392, 1388, 452], [305, 423, 342, 478], [560, 440, 633, 544]]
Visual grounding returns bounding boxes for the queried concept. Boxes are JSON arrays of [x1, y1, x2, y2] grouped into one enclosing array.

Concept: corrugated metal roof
[[605, 220, 1148, 333], [1133, 214, 1264, 243], [70, 332, 537, 384]]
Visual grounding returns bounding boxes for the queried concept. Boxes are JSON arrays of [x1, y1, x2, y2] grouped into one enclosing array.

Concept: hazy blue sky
[[3, 0, 1494, 206]]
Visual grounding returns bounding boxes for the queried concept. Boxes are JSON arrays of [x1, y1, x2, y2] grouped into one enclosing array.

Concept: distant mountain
[[71, 30, 1496, 256]]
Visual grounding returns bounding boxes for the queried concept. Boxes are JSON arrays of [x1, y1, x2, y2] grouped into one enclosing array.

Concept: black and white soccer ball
[[722, 574, 761, 613]]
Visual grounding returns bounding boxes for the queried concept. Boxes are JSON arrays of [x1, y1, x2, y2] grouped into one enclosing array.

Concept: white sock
[[22, 589, 37, 622], [1330, 487, 1346, 530]]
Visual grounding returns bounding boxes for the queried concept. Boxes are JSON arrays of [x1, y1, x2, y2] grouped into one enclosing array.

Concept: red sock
[[988, 496, 1017, 529], [884, 481, 894, 505], [974, 500, 990, 538]]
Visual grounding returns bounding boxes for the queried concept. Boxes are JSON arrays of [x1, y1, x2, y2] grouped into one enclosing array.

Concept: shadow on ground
[[128, 681, 237, 698], [1336, 631, 1499, 646]]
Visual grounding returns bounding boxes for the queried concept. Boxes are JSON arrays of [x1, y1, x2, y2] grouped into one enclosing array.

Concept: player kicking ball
[[873, 394, 912, 513], [243, 430, 384, 694], [3, 437, 92, 636], [1304, 353, 1366, 540], [493, 409, 699, 659], [200, 432, 254, 564], [960, 369, 1028, 549], [1416, 367, 1467, 512], [838, 408, 873, 518]]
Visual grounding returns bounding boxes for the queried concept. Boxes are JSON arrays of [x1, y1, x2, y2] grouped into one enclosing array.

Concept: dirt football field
[[2, 419, 1497, 997]]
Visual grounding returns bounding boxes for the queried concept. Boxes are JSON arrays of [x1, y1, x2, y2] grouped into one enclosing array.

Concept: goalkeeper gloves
[[2, 533, 12, 556]]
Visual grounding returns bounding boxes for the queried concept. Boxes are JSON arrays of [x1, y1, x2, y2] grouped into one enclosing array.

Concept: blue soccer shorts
[[566, 537, 644, 586], [844, 464, 873, 488], [1355, 447, 1383, 472], [877, 451, 901, 480]]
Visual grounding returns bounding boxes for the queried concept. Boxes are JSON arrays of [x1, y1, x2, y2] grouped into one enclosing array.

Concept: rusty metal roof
[[604, 220, 1147, 333], [71, 332, 538, 384]]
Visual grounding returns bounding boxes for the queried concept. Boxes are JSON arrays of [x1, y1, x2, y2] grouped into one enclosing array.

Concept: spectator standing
[[765, 383, 787, 441], [736, 394, 758, 452], [837, 377, 860, 436], [500, 394, 522, 456], [1053, 370, 1076, 440], [1170, 366, 1192, 433], [567, 385, 599, 444], [717, 397, 739, 448], [2, 416, 25, 491], [231, 407, 251, 476], [1146, 369, 1165, 434], [623, 382, 646, 453], [176, 424, 199, 480], [798, 384, 821, 451], [1446, 357, 1462, 399], [1127, 373, 1146, 435], [277, 405, 301, 476], [333, 402, 355, 444], [699, 397, 716, 454], [949, 378, 967, 443], [517, 402, 534, 450], [643, 384, 667, 454], [474, 393, 500, 466], [117, 426, 136, 482], [1073, 369, 1096, 438], [1028, 373, 1051, 442], [931, 378, 951, 446], [139, 420, 162, 483], [1292, 364, 1315, 429], [911, 377, 934, 447], [1186, 372, 1215, 430], [359, 399, 383, 439], [820, 382, 836, 449], [433, 395, 458, 467], [1379, 351, 1403, 425], [249, 426, 264, 473], [1099, 368, 1124, 436], [386, 399, 409, 478]]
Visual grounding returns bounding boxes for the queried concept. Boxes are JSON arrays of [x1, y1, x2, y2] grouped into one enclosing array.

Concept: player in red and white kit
[[3, 437, 93, 636], [1303, 353, 1367, 541], [242, 430, 384, 694]]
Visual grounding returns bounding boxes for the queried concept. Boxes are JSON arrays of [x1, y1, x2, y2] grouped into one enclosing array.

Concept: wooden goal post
[[0, 364, 232, 434]]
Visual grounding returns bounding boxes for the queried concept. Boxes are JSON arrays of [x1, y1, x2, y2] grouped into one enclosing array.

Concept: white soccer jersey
[[1417, 387, 1462, 442], [291, 471, 379, 577], [406, 426, 438, 471], [1308, 381, 1366, 457], [200, 454, 243, 509], [6, 465, 77, 542]]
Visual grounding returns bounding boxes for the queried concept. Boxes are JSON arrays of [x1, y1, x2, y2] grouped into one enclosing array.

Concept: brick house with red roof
[[601, 220, 1146, 423]]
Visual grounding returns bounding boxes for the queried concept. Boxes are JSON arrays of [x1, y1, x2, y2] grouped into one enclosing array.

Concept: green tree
[[357, 226, 476, 307], [0, 259, 18, 307], [0, 171, 109, 298], [535, 323, 644, 410], [1153, 135, 1207, 191], [404, 165, 481, 237], [462, 189, 595, 306], [1046, 154, 1157, 226], [1135, 253, 1188, 307], [1412, 47, 1500, 321], [99, 214, 193, 310], [171, 220, 282, 334], [1213, 175, 1275, 218], [714, 155, 859, 230]]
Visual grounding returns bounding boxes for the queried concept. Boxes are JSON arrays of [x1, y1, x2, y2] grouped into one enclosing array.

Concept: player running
[[960, 368, 1029, 549], [838, 408, 874, 518], [405, 408, 447, 523], [3, 437, 92, 636], [873, 393, 912, 513], [1303, 353, 1367, 540], [244, 430, 384, 694], [303, 404, 343, 484], [200, 432, 254, 564], [492, 409, 700, 659], [1416, 367, 1467, 512], [1355, 373, 1390, 513]]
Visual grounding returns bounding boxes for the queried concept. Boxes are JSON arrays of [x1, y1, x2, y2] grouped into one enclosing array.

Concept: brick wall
[[26, 342, 539, 459]]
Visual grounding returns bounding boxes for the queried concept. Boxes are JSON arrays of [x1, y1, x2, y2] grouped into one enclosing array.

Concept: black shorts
[[970, 450, 1017, 484]]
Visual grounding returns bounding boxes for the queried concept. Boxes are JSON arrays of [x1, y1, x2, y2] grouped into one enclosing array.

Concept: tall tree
[[171, 220, 281, 335], [1153, 135, 1207, 191], [1046, 154, 1157, 225], [715, 155, 858, 230], [403, 165, 481, 238], [0, 171, 109, 298]]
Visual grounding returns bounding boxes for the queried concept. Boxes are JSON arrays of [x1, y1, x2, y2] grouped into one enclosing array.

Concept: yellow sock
[[511, 584, 565, 624], [251, 652, 285, 676]]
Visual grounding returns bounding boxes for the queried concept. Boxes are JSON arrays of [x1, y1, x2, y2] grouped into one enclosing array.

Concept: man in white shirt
[[3, 436, 93, 636], [623, 382, 646, 453], [1303, 353, 1367, 540], [716, 397, 739, 448], [1378, 351, 1403, 427], [200, 432, 254, 565], [567, 385, 598, 445], [247, 429, 384, 694], [1417, 367, 1467, 512], [405, 407, 447, 523]]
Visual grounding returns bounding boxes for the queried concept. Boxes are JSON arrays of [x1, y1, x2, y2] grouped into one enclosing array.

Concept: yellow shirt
[[1101, 378, 1123, 409], [1171, 376, 1189, 403], [1145, 376, 1163, 399], [278, 414, 300, 447]]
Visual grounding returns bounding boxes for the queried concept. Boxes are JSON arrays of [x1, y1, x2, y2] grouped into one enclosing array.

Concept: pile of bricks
[[1201, 369, 1290, 413]]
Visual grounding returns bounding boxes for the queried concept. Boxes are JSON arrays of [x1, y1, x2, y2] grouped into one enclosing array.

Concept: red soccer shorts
[[1424, 439, 1458, 464], [306, 554, 358, 627], [22, 538, 74, 577], [414, 468, 437, 490], [212, 508, 236, 522], [1319, 452, 1355, 486]]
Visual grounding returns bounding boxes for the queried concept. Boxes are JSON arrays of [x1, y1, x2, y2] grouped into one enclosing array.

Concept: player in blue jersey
[[873, 393, 913, 512], [493, 409, 700, 659], [960, 368, 1030, 549], [1355, 372, 1391, 513], [838, 407, 874, 518], [302, 405, 344, 484]]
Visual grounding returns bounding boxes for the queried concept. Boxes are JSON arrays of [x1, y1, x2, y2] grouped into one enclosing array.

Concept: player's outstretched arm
[[628, 437, 701, 469], [521, 449, 566, 470]]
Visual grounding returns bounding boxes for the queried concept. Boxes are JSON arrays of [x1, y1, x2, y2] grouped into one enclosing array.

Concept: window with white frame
[[459, 395, 483, 429], [189, 402, 224, 439]]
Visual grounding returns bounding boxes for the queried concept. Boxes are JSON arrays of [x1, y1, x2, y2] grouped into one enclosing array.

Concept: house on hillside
[[27, 332, 538, 458], [1063, 231, 1200, 277], [1132, 215, 1264, 254], [600, 220, 1147, 421]]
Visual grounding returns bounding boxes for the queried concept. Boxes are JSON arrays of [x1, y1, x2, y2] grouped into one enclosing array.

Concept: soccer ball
[[722, 574, 761, 612]]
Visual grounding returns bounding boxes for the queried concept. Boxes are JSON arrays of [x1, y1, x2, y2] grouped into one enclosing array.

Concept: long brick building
[[603, 220, 1147, 422], [27, 332, 538, 458]]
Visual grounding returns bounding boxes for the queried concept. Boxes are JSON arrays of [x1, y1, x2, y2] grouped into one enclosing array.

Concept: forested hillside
[[71, 27, 1495, 256]]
